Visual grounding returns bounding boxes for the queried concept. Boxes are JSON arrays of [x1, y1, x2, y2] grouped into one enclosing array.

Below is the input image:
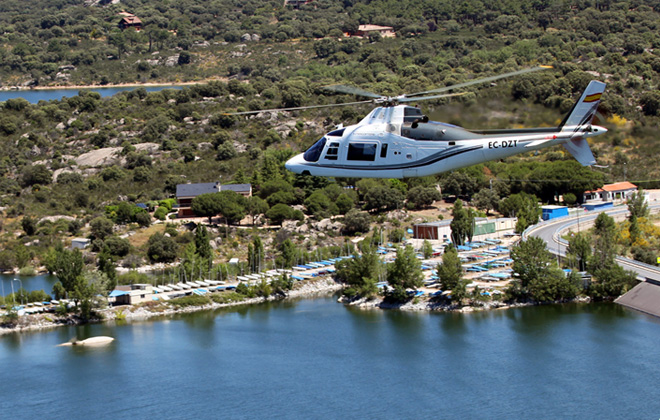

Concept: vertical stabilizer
[[559, 80, 606, 131], [559, 80, 606, 166]]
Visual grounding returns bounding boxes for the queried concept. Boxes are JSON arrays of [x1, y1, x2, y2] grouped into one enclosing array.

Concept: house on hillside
[[176, 182, 252, 218], [349, 25, 396, 38], [118, 12, 142, 31], [583, 181, 637, 203]]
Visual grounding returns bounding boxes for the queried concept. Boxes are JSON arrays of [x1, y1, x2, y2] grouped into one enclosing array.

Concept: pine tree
[[387, 245, 424, 290], [437, 245, 464, 292]]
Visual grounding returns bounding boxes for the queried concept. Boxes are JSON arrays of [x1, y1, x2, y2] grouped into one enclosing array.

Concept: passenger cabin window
[[325, 142, 340, 160], [347, 143, 377, 161], [380, 144, 388, 158]]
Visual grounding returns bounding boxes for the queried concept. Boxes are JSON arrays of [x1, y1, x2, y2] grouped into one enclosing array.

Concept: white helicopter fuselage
[[285, 94, 607, 179]]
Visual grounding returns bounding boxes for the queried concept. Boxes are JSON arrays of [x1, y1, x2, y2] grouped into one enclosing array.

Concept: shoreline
[[0, 278, 596, 336], [340, 294, 593, 313], [0, 79, 222, 92], [0, 278, 343, 336]]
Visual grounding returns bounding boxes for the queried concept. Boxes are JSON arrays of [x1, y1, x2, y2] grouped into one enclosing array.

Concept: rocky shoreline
[[339, 294, 592, 313], [0, 278, 343, 336], [1, 278, 595, 336]]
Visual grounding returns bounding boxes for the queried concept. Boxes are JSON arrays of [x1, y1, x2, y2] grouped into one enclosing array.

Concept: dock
[[615, 278, 660, 318]]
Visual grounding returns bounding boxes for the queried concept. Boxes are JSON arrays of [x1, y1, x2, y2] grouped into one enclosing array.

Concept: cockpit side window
[[403, 106, 425, 123], [325, 142, 340, 160], [303, 137, 327, 162]]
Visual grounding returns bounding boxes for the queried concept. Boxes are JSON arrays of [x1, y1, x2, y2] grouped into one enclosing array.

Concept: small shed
[[413, 220, 452, 241], [112, 284, 154, 305], [352, 25, 396, 38], [71, 238, 91, 250], [542, 205, 569, 221]]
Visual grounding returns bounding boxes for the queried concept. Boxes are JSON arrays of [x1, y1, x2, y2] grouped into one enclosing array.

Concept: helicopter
[[229, 67, 608, 179]]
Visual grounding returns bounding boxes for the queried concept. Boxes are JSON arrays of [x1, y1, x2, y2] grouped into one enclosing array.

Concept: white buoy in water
[[58, 336, 115, 347]]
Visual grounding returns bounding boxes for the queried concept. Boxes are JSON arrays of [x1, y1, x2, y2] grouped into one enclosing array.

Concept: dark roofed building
[[220, 183, 252, 196], [176, 182, 252, 218], [118, 14, 142, 31]]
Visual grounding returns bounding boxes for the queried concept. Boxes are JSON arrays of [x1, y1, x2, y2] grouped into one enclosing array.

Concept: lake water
[[0, 273, 57, 297], [1, 295, 658, 419], [0, 85, 183, 104]]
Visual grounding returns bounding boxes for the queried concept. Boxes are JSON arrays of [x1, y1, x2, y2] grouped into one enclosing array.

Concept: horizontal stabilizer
[[563, 138, 596, 166]]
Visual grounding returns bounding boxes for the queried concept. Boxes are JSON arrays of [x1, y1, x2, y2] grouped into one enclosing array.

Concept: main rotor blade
[[398, 92, 467, 103], [407, 66, 552, 97], [322, 84, 383, 99], [224, 100, 374, 115]]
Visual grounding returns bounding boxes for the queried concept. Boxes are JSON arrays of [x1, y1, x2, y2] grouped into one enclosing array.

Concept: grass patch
[[127, 224, 166, 249], [210, 292, 246, 304], [169, 295, 211, 307]]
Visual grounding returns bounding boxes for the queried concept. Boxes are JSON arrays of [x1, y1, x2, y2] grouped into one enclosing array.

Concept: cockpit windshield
[[303, 137, 327, 162]]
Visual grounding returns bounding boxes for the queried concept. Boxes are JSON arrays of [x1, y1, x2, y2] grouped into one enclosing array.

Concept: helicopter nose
[[285, 153, 305, 174]]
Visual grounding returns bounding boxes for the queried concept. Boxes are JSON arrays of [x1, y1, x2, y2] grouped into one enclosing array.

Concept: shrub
[[210, 292, 246, 304]]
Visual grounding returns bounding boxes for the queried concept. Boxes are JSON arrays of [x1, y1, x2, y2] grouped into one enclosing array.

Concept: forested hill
[[1, 0, 659, 166], [1, 0, 660, 276]]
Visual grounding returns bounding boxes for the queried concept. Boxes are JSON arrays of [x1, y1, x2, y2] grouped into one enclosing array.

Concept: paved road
[[525, 205, 660, 282]]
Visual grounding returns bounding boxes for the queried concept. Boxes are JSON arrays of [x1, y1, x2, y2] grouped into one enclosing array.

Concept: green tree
[[277, 239, 297, 269], [336, 193, 355, 214], [191, 192, 222, 223], [103, 236, 130, 257], [437, 245, 465, 292], [181, 242, 199, 281], [50, 246, 85, 301], [304, 191, 339, 218], [22, 216, 37, 236], [147, 232, 178, 263], [450, 199, 473, 245], [387, 245, 424, 291], [90, 217, 114, 240], [566, 232, 591, 272], [364, 186, 404, 212], [422, 240, 433, 259], [248, 236, 264, 273], [266, 203, 295, 225], [472, 188, 499, 215], [247, 196, 269, 225], [342, 209, 371, 235], [627, 188, 648, 244], [499, 192, 541, 233], [20, 164, 52, 187], [589, 212, 617, 272], [509, 236, 578, 302], [194, 224, 213, 262], [97, 250, 117, 292], [406, 186, 441, 209], [335, 244, 380, 298], [217, 190, 247, 225]]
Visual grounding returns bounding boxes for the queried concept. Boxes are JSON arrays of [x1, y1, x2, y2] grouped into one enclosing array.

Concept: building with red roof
[[583, 181, 637, 203]]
